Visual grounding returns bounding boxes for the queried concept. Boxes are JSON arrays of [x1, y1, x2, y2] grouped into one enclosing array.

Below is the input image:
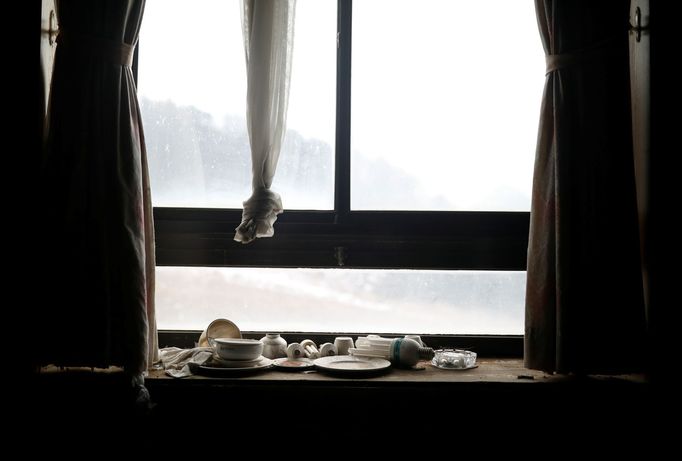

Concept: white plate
[[196, 356, 273, 374], [212, 355, 267, 368], [272, 357, 314, 371], [313, 356, 391, 375], [198, 318, 242, 347]]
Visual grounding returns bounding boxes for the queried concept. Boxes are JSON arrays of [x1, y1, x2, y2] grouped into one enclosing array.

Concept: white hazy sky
[[138, 0, 335, 138], [138, 0, 545, 211]]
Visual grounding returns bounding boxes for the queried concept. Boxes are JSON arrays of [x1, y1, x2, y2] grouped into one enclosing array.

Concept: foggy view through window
[[352, 0, 545, 210], [157, 267, 525, 334], [138, 0, 336, 209], [138, 0, 541, 334]]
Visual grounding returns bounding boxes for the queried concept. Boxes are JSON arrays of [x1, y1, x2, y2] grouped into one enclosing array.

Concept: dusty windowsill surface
[[37, 358, 647, 386], [142, 358, 646, 386]]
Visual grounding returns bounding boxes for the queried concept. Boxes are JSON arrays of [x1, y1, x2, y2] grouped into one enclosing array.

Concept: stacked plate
[[196, 319, 274, 375], [207, 354, 273, 371]]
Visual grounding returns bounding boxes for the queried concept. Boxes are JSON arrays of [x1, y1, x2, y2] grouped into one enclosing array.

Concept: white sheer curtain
[[235, 0, 296, 244]]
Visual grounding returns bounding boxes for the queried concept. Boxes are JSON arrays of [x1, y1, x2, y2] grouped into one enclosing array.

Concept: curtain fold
[[235, 0, 296, 244], [39, 0, 156, 377], [525, 0, 645, 374]]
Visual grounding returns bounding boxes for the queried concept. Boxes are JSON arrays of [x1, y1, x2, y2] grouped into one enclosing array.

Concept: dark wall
[[29, 372, 656, 452], [15, 1, 44, 375], [647, 1, 675, 384]]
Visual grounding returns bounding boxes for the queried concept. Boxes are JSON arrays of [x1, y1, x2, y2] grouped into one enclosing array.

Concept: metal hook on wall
[[629, 6, 650, 43], [45, 10, 59, 46], [49, 10, 56, 45]]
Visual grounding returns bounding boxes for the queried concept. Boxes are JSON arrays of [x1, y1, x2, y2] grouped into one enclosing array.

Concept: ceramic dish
[[194, 356, 273, 376], [272, 357, 314, 371], [198, 318, 242, 347], [213, 338, 263, 361], [313, 356, 391, 375], [212, 355, 267, 368]]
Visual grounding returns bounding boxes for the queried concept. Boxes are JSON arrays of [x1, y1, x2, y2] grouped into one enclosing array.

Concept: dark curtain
[[525, 0, 645, 373], [39, 0, 156, 377]]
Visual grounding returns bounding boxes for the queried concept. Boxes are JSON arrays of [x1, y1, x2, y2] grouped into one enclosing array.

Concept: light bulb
[[350, 335, 434, 367]]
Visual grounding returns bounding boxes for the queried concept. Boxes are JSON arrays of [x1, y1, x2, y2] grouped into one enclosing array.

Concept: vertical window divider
[[335, 0, 352, 224]]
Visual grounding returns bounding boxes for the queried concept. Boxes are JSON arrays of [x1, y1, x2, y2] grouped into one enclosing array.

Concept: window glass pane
[[351, 0, 545, 211], [138, 0, 336, 209], [156, 267, 525, 335]]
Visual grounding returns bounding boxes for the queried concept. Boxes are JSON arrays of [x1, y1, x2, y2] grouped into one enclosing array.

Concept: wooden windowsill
[[37, 358, 646, 386], [144, 358, 646, 387]]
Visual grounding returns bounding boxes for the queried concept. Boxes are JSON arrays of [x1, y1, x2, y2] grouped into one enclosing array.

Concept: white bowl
[[213, 338, 263, 361]]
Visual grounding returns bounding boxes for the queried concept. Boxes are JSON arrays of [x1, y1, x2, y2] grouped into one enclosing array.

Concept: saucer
[[272, 357, 314, 371], [211, 355, 266, 368], [197, 356, 273, 375]]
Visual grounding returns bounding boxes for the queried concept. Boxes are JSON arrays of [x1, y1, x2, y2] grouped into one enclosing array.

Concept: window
[[138, 0, 335, 209], [351, 0, 543, 211], [138, 0, 543, 336]]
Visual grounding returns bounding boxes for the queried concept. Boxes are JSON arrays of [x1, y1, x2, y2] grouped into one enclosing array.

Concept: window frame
[[154, 207, 528, 270], [139, 0, 528, 353]]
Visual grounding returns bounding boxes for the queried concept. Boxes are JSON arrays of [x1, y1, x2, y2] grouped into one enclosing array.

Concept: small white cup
[[287, 343, 305, 359], [404, 335, 424, 346], [319, 343, 337, 357], [334, 337, 354, 355]]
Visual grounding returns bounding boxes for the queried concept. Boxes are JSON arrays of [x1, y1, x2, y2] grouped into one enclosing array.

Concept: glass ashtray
[[431, 349, 477, 370]]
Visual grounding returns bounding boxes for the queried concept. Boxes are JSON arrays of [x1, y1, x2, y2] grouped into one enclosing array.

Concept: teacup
[[333, 337, 354, 355]]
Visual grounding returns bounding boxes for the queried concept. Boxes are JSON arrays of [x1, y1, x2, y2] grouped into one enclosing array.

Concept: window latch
[[334, 246, 347, 267]]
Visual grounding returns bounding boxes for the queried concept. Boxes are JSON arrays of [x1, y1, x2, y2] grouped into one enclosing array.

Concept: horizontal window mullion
[[154, 207, 529, 234], [153, 208, 529, 270], [155, 234, 528, 271]]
